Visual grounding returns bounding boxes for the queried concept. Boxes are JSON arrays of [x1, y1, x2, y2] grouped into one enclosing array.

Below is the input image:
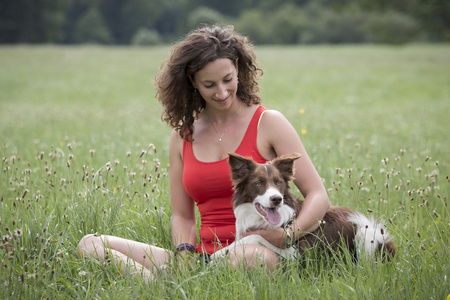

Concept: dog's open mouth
[[255, 203, 281, 225]]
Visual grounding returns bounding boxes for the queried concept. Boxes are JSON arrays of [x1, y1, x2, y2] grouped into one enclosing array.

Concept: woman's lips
[[214, 95, 230, 104]]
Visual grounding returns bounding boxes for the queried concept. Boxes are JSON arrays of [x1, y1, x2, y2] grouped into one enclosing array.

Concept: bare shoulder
[[257, 109, 302, 159], [259, 109, 295, 133], [170, 128, 183, 144], [169, 128, 184, 160]]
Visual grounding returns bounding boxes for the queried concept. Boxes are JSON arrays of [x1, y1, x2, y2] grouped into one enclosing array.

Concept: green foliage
[[120, 0, 162, 44], [364, 11, 420, 44], [0, 0, 71, 43], [131, 28, 162, 46], [353, 0, 450, 42], [1, 0, 449, 44], [187, 6, 224, 30], [234, 9, 271, 44], [298, 3, 367, 44], [0, 45, 449, 298], [268, 3, 305, 44], [239, 3, 420, 45], [73, 4, 112, 44]]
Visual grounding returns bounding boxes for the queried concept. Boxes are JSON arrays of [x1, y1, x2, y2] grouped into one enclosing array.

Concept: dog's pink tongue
[[267, 208, 281, 225]]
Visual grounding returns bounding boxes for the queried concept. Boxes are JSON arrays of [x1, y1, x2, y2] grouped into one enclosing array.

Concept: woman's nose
[[215, 84, 227, 98]]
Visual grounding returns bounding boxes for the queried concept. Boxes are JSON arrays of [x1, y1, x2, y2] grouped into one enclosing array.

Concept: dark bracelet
[[176, 243, 196, 253]]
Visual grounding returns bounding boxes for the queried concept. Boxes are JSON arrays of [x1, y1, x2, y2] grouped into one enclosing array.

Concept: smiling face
[[192, 58, 239, 110]]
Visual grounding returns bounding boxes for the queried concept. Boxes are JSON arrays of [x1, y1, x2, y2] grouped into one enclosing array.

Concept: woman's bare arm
[[169, 129, 197, 249], [245, 110, 330, 247]]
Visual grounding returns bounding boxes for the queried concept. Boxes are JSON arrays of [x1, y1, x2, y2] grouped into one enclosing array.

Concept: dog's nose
[[270, 194, 282, 206]]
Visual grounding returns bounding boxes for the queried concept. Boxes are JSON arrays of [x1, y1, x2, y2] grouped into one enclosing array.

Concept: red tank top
[[182, 106, 269, 254]]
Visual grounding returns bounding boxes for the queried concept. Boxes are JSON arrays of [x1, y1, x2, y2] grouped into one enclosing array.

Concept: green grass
[[1, 44, 449, 299]]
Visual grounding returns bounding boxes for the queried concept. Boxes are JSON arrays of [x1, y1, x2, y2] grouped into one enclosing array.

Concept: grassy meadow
[[0, 44, 449, 299]]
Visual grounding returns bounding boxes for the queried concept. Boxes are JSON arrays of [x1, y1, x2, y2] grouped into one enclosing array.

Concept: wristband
[[176, 243, 196, 253], [284, 213, 297, 247], [284, 224, 294, 247]]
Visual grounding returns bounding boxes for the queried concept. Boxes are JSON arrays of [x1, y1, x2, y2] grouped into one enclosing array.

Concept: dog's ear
[[228, 153, 257, 181], [272, 153, 301, 180]]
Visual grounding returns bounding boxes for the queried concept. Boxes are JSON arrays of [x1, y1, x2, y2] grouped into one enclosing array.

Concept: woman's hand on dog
[[241, 227, 290, 249]]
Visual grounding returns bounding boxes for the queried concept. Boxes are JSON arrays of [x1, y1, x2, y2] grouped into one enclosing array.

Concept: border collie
[[211, 153, 396, 262]]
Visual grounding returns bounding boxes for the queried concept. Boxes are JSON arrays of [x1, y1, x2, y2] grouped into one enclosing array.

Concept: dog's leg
[[210, 235, 267, 261], [239, 235, 298, 260], [210, 242, 235, 260], [210, 234, 297, 261]]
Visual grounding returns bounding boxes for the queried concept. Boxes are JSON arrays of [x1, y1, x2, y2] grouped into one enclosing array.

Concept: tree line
[[1, 0, 449, 45]]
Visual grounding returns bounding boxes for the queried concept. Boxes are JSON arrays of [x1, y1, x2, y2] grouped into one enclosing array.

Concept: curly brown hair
[[154, 25, 263, 141]]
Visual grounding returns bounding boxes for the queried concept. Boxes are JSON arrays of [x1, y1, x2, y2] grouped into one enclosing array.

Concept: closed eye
[[203, 77, 233, 89]]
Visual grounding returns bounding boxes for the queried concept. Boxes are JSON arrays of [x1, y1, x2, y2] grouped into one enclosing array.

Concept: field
[[0, 44, 449, 299]]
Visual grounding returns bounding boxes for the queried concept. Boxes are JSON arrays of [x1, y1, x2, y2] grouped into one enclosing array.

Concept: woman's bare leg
[[77, 234, 172, 281], [226, 244, 280, 272], [78, 234, 280, 280]]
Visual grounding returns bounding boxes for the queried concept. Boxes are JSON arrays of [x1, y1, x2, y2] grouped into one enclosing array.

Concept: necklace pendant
[[219, 137, 222, 142]]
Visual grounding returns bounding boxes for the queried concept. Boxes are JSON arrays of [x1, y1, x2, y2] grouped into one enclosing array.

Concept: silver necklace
[[208, 103, 241, 142], [211, 124, 228, 142]]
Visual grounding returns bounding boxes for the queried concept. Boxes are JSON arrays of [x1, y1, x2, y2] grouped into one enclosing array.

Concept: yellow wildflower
[[301, 129, 307, 135], [299, 109, 305, 114]]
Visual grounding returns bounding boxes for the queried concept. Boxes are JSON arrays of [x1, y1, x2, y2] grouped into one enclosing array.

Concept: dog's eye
[[255, 181, 262, 186], [277, 181, 283, 185]]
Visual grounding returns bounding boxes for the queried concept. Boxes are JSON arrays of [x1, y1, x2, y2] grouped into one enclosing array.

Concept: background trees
[[0, 0, 448, 44]]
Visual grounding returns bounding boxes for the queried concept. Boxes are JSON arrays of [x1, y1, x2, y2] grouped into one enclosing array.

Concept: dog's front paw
[[210, 245, 231, 261]]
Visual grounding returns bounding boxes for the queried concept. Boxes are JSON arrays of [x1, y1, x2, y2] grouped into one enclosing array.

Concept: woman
[[77, 25, 330, 279]]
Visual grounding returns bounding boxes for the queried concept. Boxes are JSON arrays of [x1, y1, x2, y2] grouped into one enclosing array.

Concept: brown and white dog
[[211, 153, 396, 262]]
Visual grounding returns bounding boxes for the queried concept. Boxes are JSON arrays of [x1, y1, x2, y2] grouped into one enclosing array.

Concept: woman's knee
[[77, 234, 104, 256], [252, 248, 279, 272], [229, 246, 279, 272]]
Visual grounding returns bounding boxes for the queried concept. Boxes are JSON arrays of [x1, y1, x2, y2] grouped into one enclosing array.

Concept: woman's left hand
[[241, 227, 289, 248]]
